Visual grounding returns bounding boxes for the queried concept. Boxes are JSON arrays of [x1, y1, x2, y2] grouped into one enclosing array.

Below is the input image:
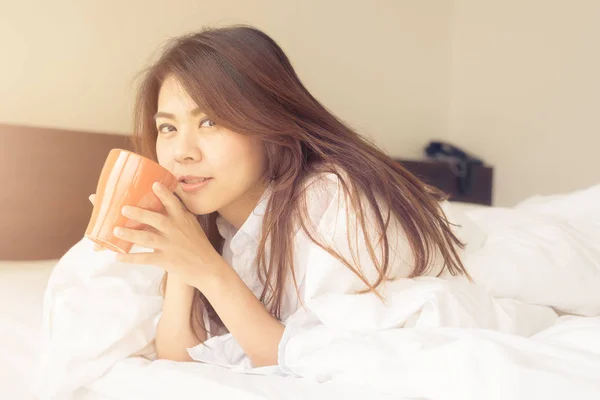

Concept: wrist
[[190, 255, 236, 295], [165, 272, 196, 296]]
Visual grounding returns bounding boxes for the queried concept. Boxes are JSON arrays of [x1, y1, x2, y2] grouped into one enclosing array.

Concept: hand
[[110, 182, 225, 290], [88, 194, 106, 252]]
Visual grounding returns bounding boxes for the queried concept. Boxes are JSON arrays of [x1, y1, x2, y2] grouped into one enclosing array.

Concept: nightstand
[[395, 159, 494, 206]]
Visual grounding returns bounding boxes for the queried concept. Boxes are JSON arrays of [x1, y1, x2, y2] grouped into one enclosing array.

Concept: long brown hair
[[131, 25, 469, 338]]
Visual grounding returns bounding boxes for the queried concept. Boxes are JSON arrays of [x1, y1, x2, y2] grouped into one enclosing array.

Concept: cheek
[[155, 140, 174, 172], [233, 140, 265, 182], [211, 133, 265, 180]]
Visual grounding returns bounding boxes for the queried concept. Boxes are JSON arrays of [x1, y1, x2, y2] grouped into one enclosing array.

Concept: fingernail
[[113, 227, 123, 236], [153, 182, 162, 191], [121, 206, 131, 216]]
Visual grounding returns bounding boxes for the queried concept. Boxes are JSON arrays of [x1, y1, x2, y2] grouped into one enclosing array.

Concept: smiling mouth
[[180, 177, 209, 184], [179, 178, 212, 193]]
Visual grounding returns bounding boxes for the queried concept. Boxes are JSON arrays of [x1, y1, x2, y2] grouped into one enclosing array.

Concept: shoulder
[[287, 169, 345, 238], [298, 168, 377, 238], [300, 169, 349, 217], [303, 171, 342, 199], [301, 168, 382, 219]]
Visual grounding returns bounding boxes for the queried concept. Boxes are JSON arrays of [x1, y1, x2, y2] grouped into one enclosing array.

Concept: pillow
[[463, 184, 600, 316], [441, 201, 488, 255], [515, 184, 600, 221]]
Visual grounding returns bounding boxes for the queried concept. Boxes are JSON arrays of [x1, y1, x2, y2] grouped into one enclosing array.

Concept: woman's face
[[155, 76, 267, 226]]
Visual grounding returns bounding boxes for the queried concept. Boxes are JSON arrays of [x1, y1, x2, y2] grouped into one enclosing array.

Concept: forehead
[[158, 75, 198, 111]]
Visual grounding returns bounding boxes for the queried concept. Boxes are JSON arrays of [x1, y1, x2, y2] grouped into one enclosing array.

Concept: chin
[[183, 202, 216, 216], [178, 197, 218, 216]]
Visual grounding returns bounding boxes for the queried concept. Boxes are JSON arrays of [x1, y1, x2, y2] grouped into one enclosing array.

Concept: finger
[[113, 226, 165, 249], [143, 225, 160, 234], [89, 194, 96, 205], [121, 205, 169, 233], [93, 243, 105, 251], [115, 251, 159, 265], [152, 182, 184, 217]]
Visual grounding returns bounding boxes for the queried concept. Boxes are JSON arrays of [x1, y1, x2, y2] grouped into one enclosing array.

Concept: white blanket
[[32, 185, 600, 400], [0, 259, 57, 400]]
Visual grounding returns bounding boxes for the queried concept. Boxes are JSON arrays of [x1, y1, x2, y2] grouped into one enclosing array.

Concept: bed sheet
[[0, 260, 402, 400], [0, 260, 58, 400], [0, 202, 503, 400], [10, 194, 600, 400], [0, 201, 480, 400]]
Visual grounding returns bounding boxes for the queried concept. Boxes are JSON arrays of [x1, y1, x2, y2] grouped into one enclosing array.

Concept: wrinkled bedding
[[31, 185, 600, 400]]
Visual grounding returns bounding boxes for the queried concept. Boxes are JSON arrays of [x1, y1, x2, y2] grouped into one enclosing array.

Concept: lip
[[177, 175, 212, 193]]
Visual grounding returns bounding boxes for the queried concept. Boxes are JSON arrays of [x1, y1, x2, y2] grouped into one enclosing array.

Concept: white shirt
[[187, 172, 459, 371]]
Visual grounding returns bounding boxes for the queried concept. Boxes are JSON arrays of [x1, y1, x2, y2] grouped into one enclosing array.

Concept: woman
[[92, 25, 469, 368]]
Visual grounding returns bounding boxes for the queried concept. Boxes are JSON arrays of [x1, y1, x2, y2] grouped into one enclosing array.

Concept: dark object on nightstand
[[395, 159, 494, 206]]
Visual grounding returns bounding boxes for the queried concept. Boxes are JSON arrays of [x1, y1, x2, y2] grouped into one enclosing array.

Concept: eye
[[158, 124, 176, 134], [200, 119, 216, 128]]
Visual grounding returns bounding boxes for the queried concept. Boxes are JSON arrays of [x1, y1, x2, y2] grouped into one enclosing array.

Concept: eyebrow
[[153, 108, 205, 120]]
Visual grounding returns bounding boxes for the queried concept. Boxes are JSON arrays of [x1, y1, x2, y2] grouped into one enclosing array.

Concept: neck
[[218, 181, 268, 230]]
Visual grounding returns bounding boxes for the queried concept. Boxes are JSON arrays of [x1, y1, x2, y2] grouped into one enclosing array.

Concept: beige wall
[[0, 0, 452, 158], [449, 0, 600, 206], [6, 1, 596, 206]]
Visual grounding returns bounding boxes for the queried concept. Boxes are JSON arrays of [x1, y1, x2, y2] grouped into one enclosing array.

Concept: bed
[[0, 124, 130, 399], [0, 259, 57, 399], [1, 123, 599, 400]]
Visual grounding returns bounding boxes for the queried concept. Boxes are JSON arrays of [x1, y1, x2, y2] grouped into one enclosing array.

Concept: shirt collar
[[216, 187, 272, 255]]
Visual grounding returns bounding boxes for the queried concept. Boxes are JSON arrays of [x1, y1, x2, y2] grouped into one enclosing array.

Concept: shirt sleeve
[[277, 173, 441, 374], [187, 333, 253, 369], [186, 305, 252, 369], [297, 172, 420, 301]]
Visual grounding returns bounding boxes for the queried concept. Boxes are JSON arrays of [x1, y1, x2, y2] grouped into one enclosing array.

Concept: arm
[[107, 186, 282, 366], [155, 273, 207, 361], [195, 259, 285, 368], [90, 193, 204, 361]]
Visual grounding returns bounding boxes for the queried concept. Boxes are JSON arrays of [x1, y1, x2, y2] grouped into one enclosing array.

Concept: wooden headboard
[[0, 124, 133, 260]]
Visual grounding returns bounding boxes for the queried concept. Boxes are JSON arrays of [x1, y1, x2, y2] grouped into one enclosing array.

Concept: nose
[[173, 129, 202, 164]]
